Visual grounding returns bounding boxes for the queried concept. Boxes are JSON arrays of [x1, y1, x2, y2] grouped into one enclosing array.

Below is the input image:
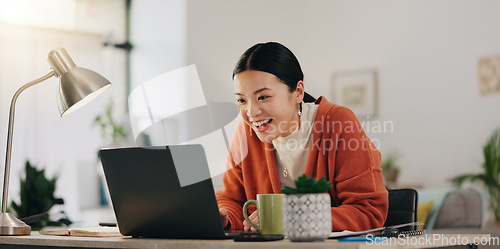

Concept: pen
[[338, 236, 387, 242]]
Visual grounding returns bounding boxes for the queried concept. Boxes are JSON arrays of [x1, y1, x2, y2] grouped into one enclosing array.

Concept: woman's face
[[234, 70, 304, 143]]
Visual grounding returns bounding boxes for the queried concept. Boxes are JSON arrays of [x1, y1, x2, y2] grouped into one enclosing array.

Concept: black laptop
[[99, 144, 242, 239]]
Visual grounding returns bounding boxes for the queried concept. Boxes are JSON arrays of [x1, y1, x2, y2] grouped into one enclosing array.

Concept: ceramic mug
[[243, 194, 284, 235]]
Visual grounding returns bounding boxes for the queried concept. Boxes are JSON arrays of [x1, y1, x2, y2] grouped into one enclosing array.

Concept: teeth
[[252, 119, 270, 127]]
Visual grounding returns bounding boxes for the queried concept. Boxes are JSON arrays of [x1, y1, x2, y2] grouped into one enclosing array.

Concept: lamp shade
[[47, 48, 111, 116]]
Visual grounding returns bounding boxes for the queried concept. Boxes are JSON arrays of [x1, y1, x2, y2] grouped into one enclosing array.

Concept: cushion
[[434, 189, 482, 228], [418, 188, 483, 229], [417, 200, 434, 230]]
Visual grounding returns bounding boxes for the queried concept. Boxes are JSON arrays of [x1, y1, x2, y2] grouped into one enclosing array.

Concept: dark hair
[[233, 42, 315, 102]]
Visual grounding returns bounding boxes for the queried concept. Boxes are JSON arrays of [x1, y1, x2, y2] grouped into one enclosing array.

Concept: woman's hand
[[219, 208, 229, 228], [243, 210, 259, 232]]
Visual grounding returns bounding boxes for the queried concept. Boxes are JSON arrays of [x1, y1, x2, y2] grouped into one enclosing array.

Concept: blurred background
[[1, 0, 500, 226]]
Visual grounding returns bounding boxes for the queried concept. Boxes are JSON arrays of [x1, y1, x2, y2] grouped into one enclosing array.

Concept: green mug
[[243, 194, 284, 235]]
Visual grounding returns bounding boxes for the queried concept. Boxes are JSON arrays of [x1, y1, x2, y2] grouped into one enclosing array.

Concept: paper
[[329, 227, 384, 239]]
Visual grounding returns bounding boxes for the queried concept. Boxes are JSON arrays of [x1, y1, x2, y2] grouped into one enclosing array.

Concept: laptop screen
[[99, 145, 227, 239]]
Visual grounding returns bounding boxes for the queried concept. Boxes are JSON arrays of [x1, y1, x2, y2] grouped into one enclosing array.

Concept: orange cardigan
[[216, 97, 388, 231]]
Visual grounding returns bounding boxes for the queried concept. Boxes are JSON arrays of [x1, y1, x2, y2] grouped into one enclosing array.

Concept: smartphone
[[99, 222, 117, 227], [233, 234, 284, 242]]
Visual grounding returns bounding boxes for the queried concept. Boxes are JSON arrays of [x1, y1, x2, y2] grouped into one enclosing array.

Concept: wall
[[184, 0, 500, 188], [130, 0, 231, 189], [130, 0, 187, 89]]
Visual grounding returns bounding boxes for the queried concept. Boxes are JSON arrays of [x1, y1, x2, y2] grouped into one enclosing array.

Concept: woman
[[216, 42, 388, 232]]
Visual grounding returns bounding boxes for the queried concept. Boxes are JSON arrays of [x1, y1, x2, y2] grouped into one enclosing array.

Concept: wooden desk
[[0, 232, 490, 249]]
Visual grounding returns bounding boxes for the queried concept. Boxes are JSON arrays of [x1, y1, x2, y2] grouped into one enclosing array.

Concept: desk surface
[[0, 232, 490, 249]]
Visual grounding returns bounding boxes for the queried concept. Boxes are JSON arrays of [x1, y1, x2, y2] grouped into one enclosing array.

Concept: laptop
[[99, 144, 244, 239]]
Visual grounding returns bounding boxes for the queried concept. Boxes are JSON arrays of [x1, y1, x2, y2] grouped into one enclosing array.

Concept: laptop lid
[[99, 144, 227, 239]]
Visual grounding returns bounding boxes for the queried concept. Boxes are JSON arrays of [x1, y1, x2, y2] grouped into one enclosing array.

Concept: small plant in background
[[451, 128, 500, 221], [381, 150, 402, 183], [10, 161, 72, 230], [93, 100, 127, 145], [281, 174, 332, 194]]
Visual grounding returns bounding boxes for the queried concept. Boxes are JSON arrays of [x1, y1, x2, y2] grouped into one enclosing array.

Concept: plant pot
[[283, 193, 332, 242], [382, 168, 399, 183]]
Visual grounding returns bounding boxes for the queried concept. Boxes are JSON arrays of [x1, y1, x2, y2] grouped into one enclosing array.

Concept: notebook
[[99, 145, 242, 239]]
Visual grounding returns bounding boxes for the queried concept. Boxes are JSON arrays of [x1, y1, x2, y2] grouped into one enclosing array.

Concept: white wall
[[184, 0, 500, 188], [130, 0, 233, 189], [130, 0, 187, 89]]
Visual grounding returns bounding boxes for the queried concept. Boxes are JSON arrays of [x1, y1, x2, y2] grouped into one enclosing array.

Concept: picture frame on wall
[[478, 55, 500, 95], [331, 69, 377, 118]]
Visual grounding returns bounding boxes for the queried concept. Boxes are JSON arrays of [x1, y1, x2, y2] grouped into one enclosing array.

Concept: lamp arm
[[1, 71, 56, 213]]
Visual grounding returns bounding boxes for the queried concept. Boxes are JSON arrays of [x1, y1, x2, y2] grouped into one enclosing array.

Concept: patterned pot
[[283, 193, 332, 242]]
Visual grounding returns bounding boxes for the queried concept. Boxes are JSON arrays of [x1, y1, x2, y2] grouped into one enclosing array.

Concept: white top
[[272, 102, 319, 187]]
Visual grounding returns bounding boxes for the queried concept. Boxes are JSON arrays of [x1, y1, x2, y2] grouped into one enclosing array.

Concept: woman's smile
[[252, 118, 273, 132]]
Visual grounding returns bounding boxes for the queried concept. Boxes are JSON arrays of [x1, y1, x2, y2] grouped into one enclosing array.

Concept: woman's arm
[[215, 162, 246, 230], [215, 121, 250, 230], [328, 107, 388, 231]]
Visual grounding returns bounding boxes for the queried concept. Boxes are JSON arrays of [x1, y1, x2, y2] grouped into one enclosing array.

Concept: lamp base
[[0, 212, 31, 235]]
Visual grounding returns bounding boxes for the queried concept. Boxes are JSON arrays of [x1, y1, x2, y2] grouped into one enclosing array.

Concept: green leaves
[[93, 101, 127, 144], [381, 150, 401, 172], [10, 161, 72, 230], [281, 174, 332, 195], [450, 128, 500, 220]]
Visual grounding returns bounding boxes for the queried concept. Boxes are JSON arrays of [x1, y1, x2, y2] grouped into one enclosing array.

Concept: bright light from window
[[0, 0, 77, 30]]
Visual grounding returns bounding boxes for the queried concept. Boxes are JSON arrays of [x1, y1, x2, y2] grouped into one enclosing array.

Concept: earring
[[297, 103, 302, 117]]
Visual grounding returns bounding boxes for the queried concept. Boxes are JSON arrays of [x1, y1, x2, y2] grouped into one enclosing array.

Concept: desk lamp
[[0, 48, 111, 235]]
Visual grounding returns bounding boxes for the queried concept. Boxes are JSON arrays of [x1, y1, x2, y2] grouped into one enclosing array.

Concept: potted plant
[[381, 150, 401, 183], [281, 174, 332, 242], [10, 161, 72, 230], [450, 128, 500, 222]]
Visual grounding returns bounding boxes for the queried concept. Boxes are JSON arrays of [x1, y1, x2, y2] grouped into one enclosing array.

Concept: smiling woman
[[232, 42, 315, 143], [216, 42, 389, 233]]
